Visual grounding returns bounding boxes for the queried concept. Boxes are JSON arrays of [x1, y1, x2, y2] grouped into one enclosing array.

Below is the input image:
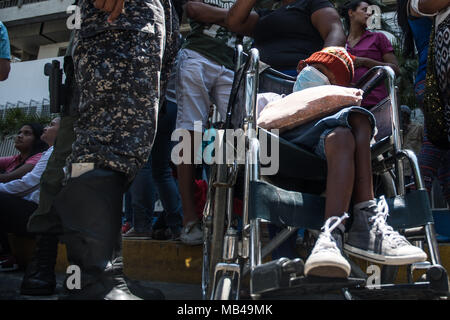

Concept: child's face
[[310, 63, 338, 86]]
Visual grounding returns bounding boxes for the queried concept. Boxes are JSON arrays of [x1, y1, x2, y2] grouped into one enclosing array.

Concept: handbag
[[422, 21, 449, 149]]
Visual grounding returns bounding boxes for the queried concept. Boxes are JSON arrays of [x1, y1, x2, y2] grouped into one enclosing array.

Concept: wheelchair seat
[[259, 128, 327, 194]]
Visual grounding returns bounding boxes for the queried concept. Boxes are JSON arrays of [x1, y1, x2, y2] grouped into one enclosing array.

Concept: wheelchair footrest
[[251, 258, 304, 295], [257, 276, 366, 299]]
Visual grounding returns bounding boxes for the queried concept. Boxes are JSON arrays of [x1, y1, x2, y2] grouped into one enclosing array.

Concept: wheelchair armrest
[[354, 66, 392, 99]]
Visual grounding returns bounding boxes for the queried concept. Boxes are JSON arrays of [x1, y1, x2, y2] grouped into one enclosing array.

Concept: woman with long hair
[[0, 123, 49, 182], [339, 0, 400, 108], [0, 117, 59, 272]]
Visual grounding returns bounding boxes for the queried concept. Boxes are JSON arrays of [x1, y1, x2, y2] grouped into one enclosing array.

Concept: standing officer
[[33, 0, 175, 300]]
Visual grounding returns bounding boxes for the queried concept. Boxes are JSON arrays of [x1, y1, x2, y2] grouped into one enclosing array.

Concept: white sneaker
[[180, 220, 203, 245], [304, 213, 351, 278], [344, 196, 428, 265]]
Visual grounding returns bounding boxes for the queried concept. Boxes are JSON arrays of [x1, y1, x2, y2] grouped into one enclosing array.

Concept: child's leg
[[344, 114, 427, 265], [323, 127, 356, 219], [305, 113, 373, 278], [304, 127, 356, 278], [348, 112, 374, 203], [177, 130, 198, 226]]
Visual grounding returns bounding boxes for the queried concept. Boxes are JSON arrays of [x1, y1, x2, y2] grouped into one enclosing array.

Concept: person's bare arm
[[184, 1, 229, 27], [382, 52, 401, 75], [0, 163, 33, 183], [311, 7, 347, 47], [417, 0, 450, 14], [0, 58, 10, 81], [225, 0, 260, 36], [355, 52, 400, 75], [408, 1, 423, 18], [93, 0, 125, 22]]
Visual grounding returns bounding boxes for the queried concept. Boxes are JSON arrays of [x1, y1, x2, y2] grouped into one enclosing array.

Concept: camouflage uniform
[[46, 0, 180, 300], [28, 0, 180, 234], [68, 0, 174, 182]]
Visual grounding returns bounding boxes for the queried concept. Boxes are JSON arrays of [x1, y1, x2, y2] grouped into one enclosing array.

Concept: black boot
[[108, 239, 165, 300], [54, 168, 141, 300], [20, 234, 58, 296]]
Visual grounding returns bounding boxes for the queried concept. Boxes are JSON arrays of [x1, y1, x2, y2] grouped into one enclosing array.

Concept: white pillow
[[257, 85, 363, 132]]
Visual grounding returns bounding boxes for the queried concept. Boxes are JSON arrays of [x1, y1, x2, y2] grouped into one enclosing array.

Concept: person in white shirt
[[0, 117, 60, 272]]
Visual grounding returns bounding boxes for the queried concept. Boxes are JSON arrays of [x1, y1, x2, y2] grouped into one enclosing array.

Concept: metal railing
[[0, 0, 48, 9], [0, 98, 51, 157], [0, 135, 18, 157], [0, 0, 18, 9], [0, 98, 50, 119]]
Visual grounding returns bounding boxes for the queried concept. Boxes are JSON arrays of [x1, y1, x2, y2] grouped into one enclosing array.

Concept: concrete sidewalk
[[8, 236, 204, 285], [0, 271, 202, 300]]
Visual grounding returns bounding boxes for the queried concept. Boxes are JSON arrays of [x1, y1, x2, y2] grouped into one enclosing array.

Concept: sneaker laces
[[313, 213, 349, 253], [369, 196, 408, 247]]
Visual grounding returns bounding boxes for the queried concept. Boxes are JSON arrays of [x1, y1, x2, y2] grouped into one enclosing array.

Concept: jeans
[[129, 100, 183, 232], [419, 129, 450, 205], [123, 191, 132, 224], [0, 192, 38, 254], [282, 106, 376, 160]]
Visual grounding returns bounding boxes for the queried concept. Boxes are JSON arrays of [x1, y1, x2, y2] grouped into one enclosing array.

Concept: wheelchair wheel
[[202, 163, 228, 299], [214, 275, 232, 300]]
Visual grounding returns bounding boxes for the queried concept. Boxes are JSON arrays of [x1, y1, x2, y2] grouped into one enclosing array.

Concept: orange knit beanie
[[297, 47, 356, 86]]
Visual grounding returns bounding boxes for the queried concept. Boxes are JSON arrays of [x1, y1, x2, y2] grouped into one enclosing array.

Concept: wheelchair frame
[[201, 46, 449, 300]]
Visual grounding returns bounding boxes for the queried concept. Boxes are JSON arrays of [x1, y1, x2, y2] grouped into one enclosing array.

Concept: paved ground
[[0, 270, 202, 300]]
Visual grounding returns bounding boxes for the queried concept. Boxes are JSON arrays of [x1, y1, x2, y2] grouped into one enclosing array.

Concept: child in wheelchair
[[258, 47, 427, 278]]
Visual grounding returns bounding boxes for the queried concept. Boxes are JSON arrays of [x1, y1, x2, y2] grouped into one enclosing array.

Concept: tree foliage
[[0, 108, 52, 139]]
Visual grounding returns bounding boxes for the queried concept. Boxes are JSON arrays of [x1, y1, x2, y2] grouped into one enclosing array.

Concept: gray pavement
[[0, 270, 202, 300]]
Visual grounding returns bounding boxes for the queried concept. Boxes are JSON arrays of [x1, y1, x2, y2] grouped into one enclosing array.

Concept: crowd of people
[[0, 0, 448, 300]]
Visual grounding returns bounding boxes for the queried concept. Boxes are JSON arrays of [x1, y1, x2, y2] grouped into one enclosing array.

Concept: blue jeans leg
[[123, 191, 133, 224], [152, 100, 183, 231], [129, 157, 155, 233]]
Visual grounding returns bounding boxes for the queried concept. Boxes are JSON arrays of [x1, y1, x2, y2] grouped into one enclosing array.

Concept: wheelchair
[[201, 46, 450, 300]]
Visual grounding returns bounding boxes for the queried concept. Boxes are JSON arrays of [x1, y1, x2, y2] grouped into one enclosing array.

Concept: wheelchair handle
[[234, 44, 244, 73], [244, 48, 260, 130], [356, 66, 405, 194], [237, 50, 296, 81], [381, 65, 405, 195], [261, 67, 297, 82], [354, 66, 388, 99]]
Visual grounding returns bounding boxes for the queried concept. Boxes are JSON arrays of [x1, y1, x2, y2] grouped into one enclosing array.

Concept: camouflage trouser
[[70, 27, 165, 181]]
